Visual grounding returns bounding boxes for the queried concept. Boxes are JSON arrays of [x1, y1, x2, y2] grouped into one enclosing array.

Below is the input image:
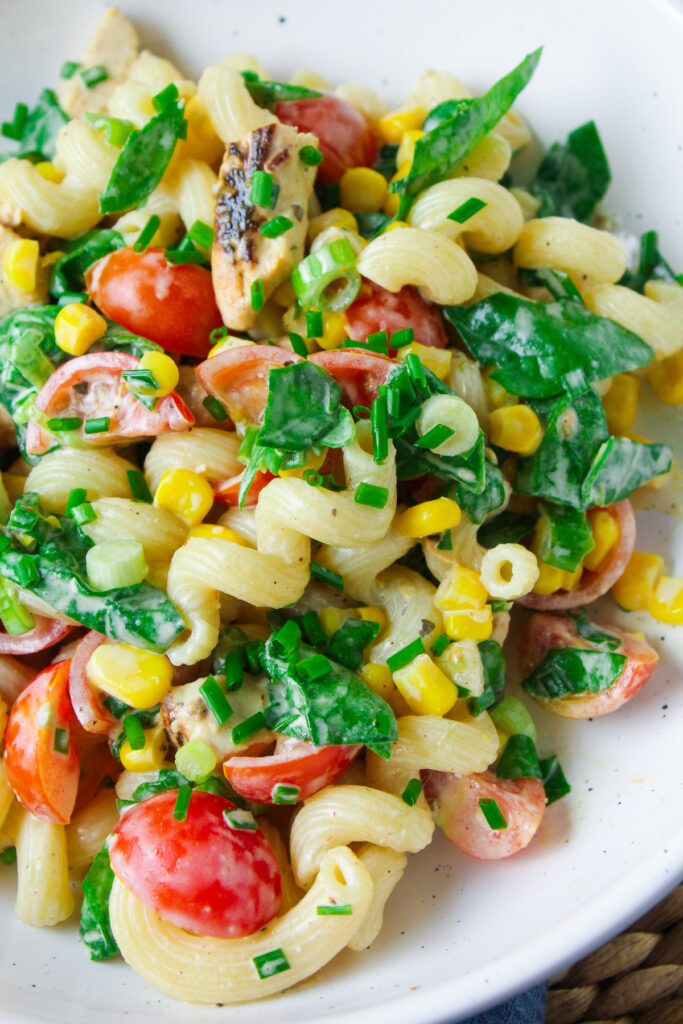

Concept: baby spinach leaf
[[536, 501, 594, 572], [581, 436, 672, 507], [394, 430, 486, 490], [50, 229, 125, 298], [80, 844, 119, 961], [445, 294, 654, 399], [522, 648, 627, 700], [354, 211, 392, 240], [2, 89, 68, 162], [130, 768, 188, 802], [568, 610, 622, 651], [516, 266, 584, 302], [240, 73, 322, 109], [619, 230, 682, 293], [496, 733, 542, 780], [478, 511, 536, 549], [468, 639, 506, 716], [257, 362, 349, 450], [391, 48, 542, 217], [449, 456, 507, 525], [325, 618, 380, 670], [529, 120, 610, 222], [539, 754, 571, 804]]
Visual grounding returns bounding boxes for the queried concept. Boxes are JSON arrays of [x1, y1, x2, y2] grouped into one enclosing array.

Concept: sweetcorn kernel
[[648, 576, 683, 625], [318, 607, 352, 637], [443, 608, 493, 642], [208, 334, 255, 358], [378, 106, 426, 143], [489, 404, 543, 456], [361, 662, 394, 701], [154, 469, 214, 526], [612, 552, 665, 611], [395, 498, 462, 538], [86, 644, 173, 709], [34, 161, 64, 184], [355, 606, 387, 636], [649, 350, 683, 405], [54, 303, 107, 355], [136, 351, 179, 397], [602, 374, 640, 435], [392, 652, 457, 716], [436, 565, 488, 611], [339, 167, 389, 213], [314, 312, 348, 350], [120, 726, 169, 772], [584, 509, 619, 572], [188, 523, 250, 546], [397, 342, 452, 380], [3, 238, 40, 294]]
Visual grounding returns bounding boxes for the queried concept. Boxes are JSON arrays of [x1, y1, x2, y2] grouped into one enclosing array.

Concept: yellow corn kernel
[[397, 129, 425, 167], [436, 565, 488, 611], [647, 576, 683, 625], [532, 560, 566, 595], [378, 106, 426, 144], [443, 607, 493, 642], [312, 312, 348, 350], [361, 662, 394, 702], [397, 342, 452, 381], [279, 447, 327, 479], [34, 161, 64, 184], [135, 351, 179, 397], [86, 644, 173, 708], [339, 167, 389, 214], [208, 334, 254, 358], [561, 564, 583, 591], [489, 404, 543, 456], [355, 606, 387, 636], [612, 552, 665, 611], [649, 350, 683, 405], [395, 497, 462, 538], [602, 374, 640, 435], [3, 238, 40, 294], [584, 509, 619, 572], [308, 208, 358, 245], [54, 303, 107, 355], [40, 249, 66, 268], [188, 523, 250, 546], [120, 726, 169, 773], [154, 469, 214, 526], [318, 607, 352, 638], [392, 652, 457, 716]]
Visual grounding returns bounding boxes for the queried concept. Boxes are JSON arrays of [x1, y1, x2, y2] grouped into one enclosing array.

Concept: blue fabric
[[462, 982, 547, 1024]]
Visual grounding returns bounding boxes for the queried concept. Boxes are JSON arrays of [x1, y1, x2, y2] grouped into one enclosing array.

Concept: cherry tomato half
[[109, 790, 281, 938], [274, 94, 377, 184], [224, 736, 361, 804], [0, 616, 71, 656], [309, 348, 395, 408], [345, 280, 448, 350], [197, 345, 303, 426], [68, 631, 117, 735], [213, 468, 274, 507], [87, 248, 223, 358]]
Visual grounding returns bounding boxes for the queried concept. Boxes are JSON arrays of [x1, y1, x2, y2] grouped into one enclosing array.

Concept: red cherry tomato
[[213, 468, 274, 507], [519, 612, 658, 718], [0, 616, 72, 655], [86, 248, 223, 358], [68, 631, 117, 735], [109, 790, 281, 938], [4, 660, 80, 824], [224, 736, 361, 804], [74, 739, 119, 814], [423, 769, 546, 860], [274, 94, 377, 184], [346, 280, 448, 349], [197, 345, 303, 426], [309, 348, 395, 408], [518, 500, 636, 611], [27, 351, 194, 456]]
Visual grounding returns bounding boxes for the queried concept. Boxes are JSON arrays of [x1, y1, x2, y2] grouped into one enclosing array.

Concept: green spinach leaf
[[257, 362, 352, 451], [241, 73, 322, 109], [496, 733, 542, 779], [539, 754, 571, 804], [619, 229, 682, 292], [478, 511, 536, 548], [522, 648, 627, 699], [568, 610, 622, 651], [80, 844, 119, 961], [468, 639, 506, 716], [536, 501, 594, 572], [325, 618, 380, 670], [581, 436, 673, 506], [2, 89, 68, 162], [50, 229, 125, 298], [529, 120, 610, 222]]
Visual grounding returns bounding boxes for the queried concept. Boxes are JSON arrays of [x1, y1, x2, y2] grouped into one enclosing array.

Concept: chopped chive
[[164, 248, 207, 266], [225, 649, 244, 691], [60, 61, 80, 80], [209, 325, 229, 343], [65, 488, 87, 515], [447, 197, 487, 224], [1, 102, 28, 142], [430, 633, 451, 657], [80, 65, 109, 89], [133, 214, 161, 253], [405, 353, 427, 396], [57, 291, 89, 306], [251, 278, 264, 312], [387, 637, 425, 673], [366, 330, 389, 354], [288, 332, 309, 357], [123, 715, 146, 751], [436, 530, 453, 550], [310, 562, 344, 591], [199, 675, 233, 726], [479, 797, 507, 830], [250, 170, 273, 207], [304, 470, 322, 487], [271, 783, 300, 805], [223, 808, 258, 831], [83, 112, 134, 147], [490, 599, 512, 612], [173, 784, 192, 822], [354, 482, 389, 509], [53, 727, 70, 755], [71, 502, 96, 526], [260, 215, 293, 239], [187, 219, 214, 249], [301, 610, 327, 650], [0, 845, 17, 865], [232, 711, 266, 745], [390, 328, 414, 348], [84, 416, 110, 435], [306, 310, 323, 338], [253, 948, 291, 980], [316, 903, 353, 915], [127, 469, 153, 503], [415, 424, 455, 449], [299, 145, 324, 166], [177, 234, 196, 252], [401, 778, 423, 806], [295, 654, 332, 681], [46, 416, 82, 432], [202, 395, 228, 422], [244, 638, 264, 675], [371, 392, 388, 464], [122, 368, 159, 393], [352, 404, 371, 419], [13, 555, 40, 586], [152, 83, 179, 112]]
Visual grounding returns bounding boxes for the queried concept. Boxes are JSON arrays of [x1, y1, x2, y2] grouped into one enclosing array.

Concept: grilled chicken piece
[[212, 122, 318, 331], [0, 225, 48, 320], [160, 676, 272, 761], [57, 7, 139, 118]]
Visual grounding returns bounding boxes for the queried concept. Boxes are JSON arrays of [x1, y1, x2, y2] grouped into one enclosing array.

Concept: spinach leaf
[[529, 120, 610, 222], [445, 294, 654, 399], [50, 229, 125, 298], [478, 511, 536, 549], [448, 457, 507, 525], [394, 430, 486, 491], [373, 143, 399, 180], [391, 48, 542, 218], [0, 494, 185, 651], [130, 768, 188, 802], [568, 610, 622, 651], [257, 362, 352, 450], [581, 436, 673, 507], [522, 648, 627, 699], [261, 627, 397, 758], [496, 733, 542, 780], [539, 755, 571, 804], [468, 639, 506, 716], [536, 501, 594, 572], [355, 211, 392, 240], [517, 266, 584, 302], [99, 98, 187, 215], [80, 845, 119, 961], [2, 89, 68, 162], [240, 73, 322, 109], [619, 230, 682, 293], [326, 618, 380, 670]]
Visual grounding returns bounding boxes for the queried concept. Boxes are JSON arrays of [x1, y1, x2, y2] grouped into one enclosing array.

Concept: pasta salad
[[0, 7, 680, 1006]]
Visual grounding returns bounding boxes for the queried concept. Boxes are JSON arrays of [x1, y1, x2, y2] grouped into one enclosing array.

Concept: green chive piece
[[253, 948, 291, 980], [57, 291, 89, 306], [122, 368, 160, 394], [479, 797, 507, 830], [13, 555, 39, 586], [390, 328, 414, 348], [301, 610, 327, 650], [83, 112, 134, 147], [123, 715, 145, 751], [259, 216, 293, 239], [447, 197, 487, 224], [70, 502, 97, 526], [199, 675, 233, 726], [60, 61, 80, 80], [53, 727, 70, 755], [177, 234, 196, 252], [271, 783, 300, 805], [299, 145, 324, 166], [210, 325, 229, 343], [133, 214, 161, 253], [304, 470, 322, 487], [387, 637, 425, 673], [415, 424, 455, 449], [127, 469, 153, 503], [225, 649, 244, 691], [223, 808, 258, 831], [46, 416, 82, 432], [251, 278, 264, 312], [366, 330, 389, 354], [80, 65, 109, 89], [431, 633, 451, 657], [65, 488, 87, 515], [202, 395, 228, 422], [187, 219, 214, 249], [288, 332, 309, 357], [152, 83, 179, 112], [173, 784, 192, 822], [306, 310, 323, 338], [310, 562, 344, 591], [354, 482, 389, 509], [401, 778, 423, 806], [1, 102, 28, 141], [316, 903, 353, 915], [232, 711, 266, 745], [371, 392, 388, 464], [164, 249, 207, 266], [244, 639, 264, 675], [352, 404, 371, 419], [405, 352, 427, 395], [84, 416, 110, 435], [250, 170, 273, 207], [295, 654, 332, 681], [0, 846, 17, 865]]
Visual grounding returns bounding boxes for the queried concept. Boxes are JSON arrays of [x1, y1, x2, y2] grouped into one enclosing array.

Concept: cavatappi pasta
[[0, 7, 679, 1009]]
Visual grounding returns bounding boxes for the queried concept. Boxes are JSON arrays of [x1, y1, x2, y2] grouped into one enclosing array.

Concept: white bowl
[[1, 1, 682, 1021]]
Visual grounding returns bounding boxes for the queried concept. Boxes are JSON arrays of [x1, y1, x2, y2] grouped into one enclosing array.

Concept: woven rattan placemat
[[545, 884, 683, 1024]]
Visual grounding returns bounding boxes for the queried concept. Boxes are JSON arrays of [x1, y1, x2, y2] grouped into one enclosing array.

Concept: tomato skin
[[213, 468, 274, 507], [110, 790, 281, 938], [309, 348, 395, 408], [346, 281, 448, 350], [274, 94, 377, 184], [423, 769, 546, 860], [197, 345, 303, 425], [0, 616, 71, 655], [519, 612, 658, 718], [87, 248, 223, 357], [224, 736, 361, 804], [74, 740, 119, 814], [4, 660, 80, 824], [68, 631, 117, 735]]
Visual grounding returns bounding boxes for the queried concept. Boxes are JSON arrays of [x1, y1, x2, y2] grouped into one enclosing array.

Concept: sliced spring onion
[[250, 170, 273, 207], [173, 784, 192, 822], [84, 416, 110, 435], [201, 395, 228, 422], [414, 423, 456, 449], [354, 482, 389, 508], [390, 328, 414, 348], [401, 778, 423, 806], [209, 326, 229, 343], [71, 502, 96, 526], [46, 416, 82, 432], [165, 248, 207, 266], [405, 352, 428, 397], [175, 738, 217, 783], [13, 554, 40, 586], [85, 539, 148, 591], [299, 145, 324, 166], [199, 675, 233, 726], [301, 611, 327, 650], [271, 783, 300, 805], [295, 654, 332, 681], [253, 948, 291, 980], [187, 219, 214, 249], [133, 214, 161, 253], [430, 633, 451, 657], [225, 648, 244, 691], [127, 469, 153, 503], [251, 278, 264, 312], [448, 197, 487, 224], [371, 392, 388, 464], [65, 488, 87, 515], [259, 216, 293, 239], [80, 65, 109, 89], [306, 310, 323, 338], [317, 903, 353, 915], [288, 332, 309, 357], [60, 61, 80, 80], [84, 112, 134, 148], [12, 331, 54, 389], [223, 808, 258, 831], [367, 331, 389, 354], [0, 577, 35, 636], [244, 638, 264, 675], [123, 715, 146, 751], [479, 797, 507, 830], [53, 727, 70, 754], [231, 711, 266, 745], [291, 238, 360, 312], [387, 637, 425, 673], [310, 562, 344, 591]]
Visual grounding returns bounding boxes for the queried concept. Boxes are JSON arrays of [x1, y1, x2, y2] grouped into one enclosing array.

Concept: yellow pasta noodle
[[65, 789, 119, 872], [25, 447, 137, 513], [513, 217, 627, 286], [347, 844, 407, 951], [144, 428, 242, 493], [409, 178, 524, 253], [14, 808, 74, 927], [356, 226, 477, 305], [582, 280, 683, 359]]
